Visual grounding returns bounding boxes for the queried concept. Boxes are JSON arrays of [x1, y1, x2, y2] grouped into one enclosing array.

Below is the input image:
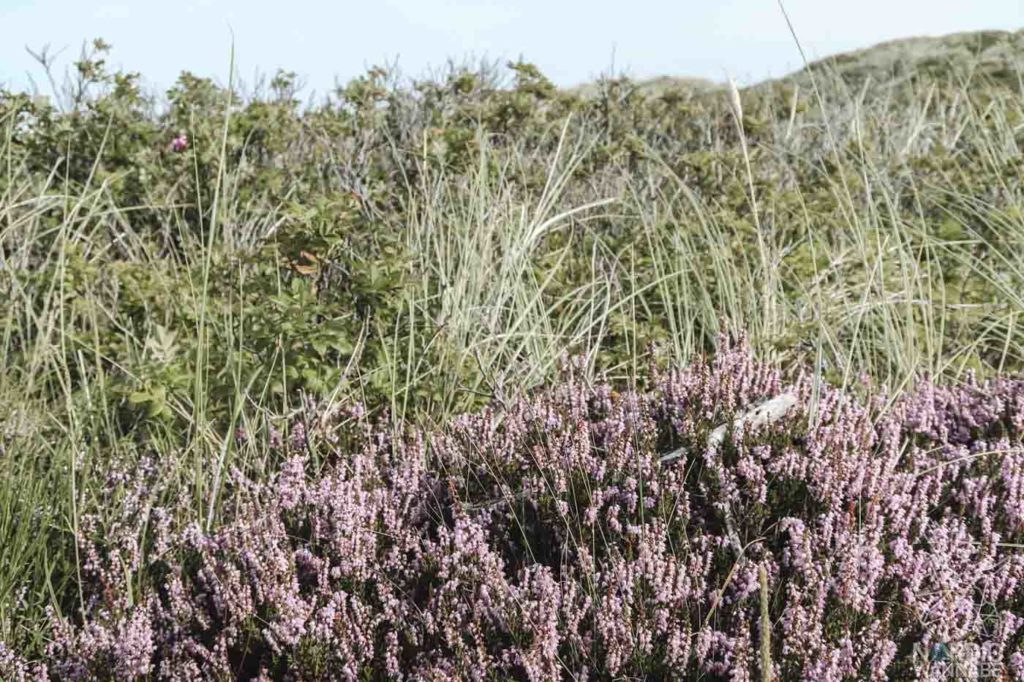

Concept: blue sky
[[1, 0, 1021, 97]]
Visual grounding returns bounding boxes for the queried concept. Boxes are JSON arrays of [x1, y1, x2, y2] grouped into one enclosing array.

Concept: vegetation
[[1, 29, 1024, 678]]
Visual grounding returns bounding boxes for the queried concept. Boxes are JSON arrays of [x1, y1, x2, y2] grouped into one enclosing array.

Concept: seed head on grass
[[728, 77, 744, 123]]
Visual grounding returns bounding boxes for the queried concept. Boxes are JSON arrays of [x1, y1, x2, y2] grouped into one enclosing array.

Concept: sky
[[0, 0, 1022, 98]]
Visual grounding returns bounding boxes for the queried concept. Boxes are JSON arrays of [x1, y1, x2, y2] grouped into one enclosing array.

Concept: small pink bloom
[[170, 134, 188, 152]]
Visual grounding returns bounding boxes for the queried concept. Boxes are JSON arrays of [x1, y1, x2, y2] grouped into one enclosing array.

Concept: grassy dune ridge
[[0, 29, 1023, 677]]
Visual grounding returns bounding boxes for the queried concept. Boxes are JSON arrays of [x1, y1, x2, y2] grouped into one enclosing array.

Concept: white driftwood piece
[[659, 390, 800, 555], [464, 391, 800, 519], [659, 391, 800, 464]]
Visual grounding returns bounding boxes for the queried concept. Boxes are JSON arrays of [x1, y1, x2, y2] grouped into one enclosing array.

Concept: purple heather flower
[[10, 339, 1024, 679], [268, 423, 284, 450], [289, 421, 307, 452]]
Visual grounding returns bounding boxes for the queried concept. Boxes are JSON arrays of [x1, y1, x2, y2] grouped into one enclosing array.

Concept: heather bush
[[4, 342, 1023, 680]]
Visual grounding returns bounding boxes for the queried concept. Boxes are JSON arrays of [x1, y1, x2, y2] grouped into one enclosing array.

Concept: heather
[[3, 343, 1024, 679], [2, 30, 1024, 679]]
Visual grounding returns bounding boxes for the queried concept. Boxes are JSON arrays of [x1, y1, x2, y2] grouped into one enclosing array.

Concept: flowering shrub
[[169, 134, 188, 153], [4, 343, 1024, 680]]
